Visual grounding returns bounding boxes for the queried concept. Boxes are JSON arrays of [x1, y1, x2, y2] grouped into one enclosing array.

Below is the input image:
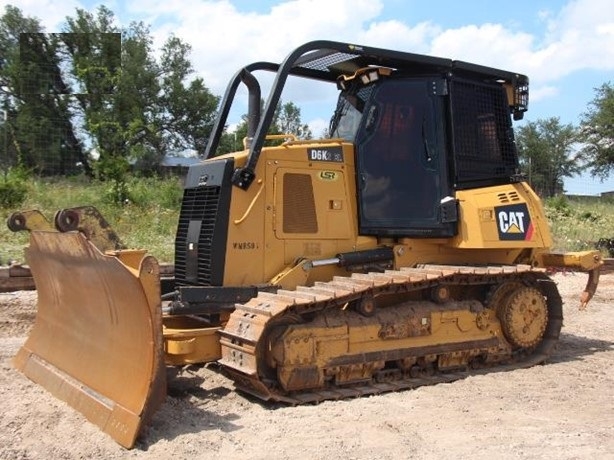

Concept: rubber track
[[219, 264, 563, 404]]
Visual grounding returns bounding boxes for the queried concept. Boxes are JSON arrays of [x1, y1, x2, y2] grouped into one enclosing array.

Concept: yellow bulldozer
[[8, 40, 602, 448]]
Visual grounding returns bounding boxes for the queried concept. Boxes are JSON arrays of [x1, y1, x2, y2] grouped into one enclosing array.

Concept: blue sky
[[3, 0, 613, 194]]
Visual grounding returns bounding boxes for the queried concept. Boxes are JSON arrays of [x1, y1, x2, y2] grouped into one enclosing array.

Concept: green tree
[[515, 117, 583, 197], [154, 36, 219, 159], [220, 114, 250, 154], [62, 7, 135, 181], [274, 101, 312, 139], [62, 6, 219, 178], [0, 6, 86, 175], [578, 82, 614, 180], [218, 99, 312, 155]]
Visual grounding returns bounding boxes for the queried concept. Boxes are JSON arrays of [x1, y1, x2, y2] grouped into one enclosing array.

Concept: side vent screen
[[497, 191, 521, 204], [283, 173, 318, 233]]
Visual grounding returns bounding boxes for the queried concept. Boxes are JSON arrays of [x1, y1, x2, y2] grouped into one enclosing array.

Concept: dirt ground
[[0, 272, 612, 460]]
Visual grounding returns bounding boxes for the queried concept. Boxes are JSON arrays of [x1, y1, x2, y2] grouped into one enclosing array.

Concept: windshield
[[328, 85, 374, 141], [329, 96, 362, 141]]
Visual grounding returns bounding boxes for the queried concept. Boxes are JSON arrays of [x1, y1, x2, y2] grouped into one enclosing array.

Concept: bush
[[127, 176, 183, 208], [579, 211, 600, 222], [94, 156, 131, 205], [545, 195, 571, 216], [0, 167, 29, 208]]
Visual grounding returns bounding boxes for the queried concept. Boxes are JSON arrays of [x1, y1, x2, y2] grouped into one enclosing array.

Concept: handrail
[[233, 180, 264, 225]]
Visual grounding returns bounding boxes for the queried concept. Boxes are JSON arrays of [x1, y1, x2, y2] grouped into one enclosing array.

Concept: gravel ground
[[0, 272, 612, 459]]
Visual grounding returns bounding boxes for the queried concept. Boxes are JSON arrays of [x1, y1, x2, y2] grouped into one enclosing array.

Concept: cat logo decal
[[495, 203, 533, 241]]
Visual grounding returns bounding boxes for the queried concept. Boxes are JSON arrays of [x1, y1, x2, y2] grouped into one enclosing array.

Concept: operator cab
[[329, 66, 522, 238], [202, 41, 528, 239]]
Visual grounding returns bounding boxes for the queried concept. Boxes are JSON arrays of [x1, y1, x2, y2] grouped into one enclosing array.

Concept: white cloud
[[6, 0, 614, 83], [136, 0, 613, 106], [4, 0, 614, 123], [532, 0, 614, 78], [426, 1, 614, 85], [360, 20, 439, 53], [0, 0, 83, 30], [126, 0, 385, 91], [430, 23, 536, 72], [530, 85, 560, 102]]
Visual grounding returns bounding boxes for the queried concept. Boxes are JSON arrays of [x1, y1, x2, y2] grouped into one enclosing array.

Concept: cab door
[[355, 78, 456, 237]]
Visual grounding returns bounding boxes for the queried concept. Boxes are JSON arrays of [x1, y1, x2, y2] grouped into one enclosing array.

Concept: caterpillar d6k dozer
[[8, 41, 602, 448]]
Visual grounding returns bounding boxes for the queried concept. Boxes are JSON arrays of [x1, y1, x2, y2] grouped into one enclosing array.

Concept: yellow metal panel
[[454, 183, 551, 249], [537, 250, 603, 271], [163, 316, 222, 365], [273, 167, 352, 240], [259, 142, 375, 282], [223, 152, 268, 286]]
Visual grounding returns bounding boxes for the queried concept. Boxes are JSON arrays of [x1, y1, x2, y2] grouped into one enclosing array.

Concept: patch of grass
[[2, 176, 613, 266], [0, 175, 181, 265], [544, 195, 614, 255]]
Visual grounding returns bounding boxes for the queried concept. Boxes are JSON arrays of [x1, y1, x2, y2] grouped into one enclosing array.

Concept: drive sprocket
[[499, 286, 548, 349]]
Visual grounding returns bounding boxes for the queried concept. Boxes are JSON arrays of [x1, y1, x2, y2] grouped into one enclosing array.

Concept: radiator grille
[[283, 173, 318, 233], [175, 185, 221, 286]]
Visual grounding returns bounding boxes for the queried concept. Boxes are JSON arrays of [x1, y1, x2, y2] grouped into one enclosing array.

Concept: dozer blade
[[13, 230, 165, 448]]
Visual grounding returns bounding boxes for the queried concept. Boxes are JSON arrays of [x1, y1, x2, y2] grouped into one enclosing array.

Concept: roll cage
[[202, 40, 529, 191]]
